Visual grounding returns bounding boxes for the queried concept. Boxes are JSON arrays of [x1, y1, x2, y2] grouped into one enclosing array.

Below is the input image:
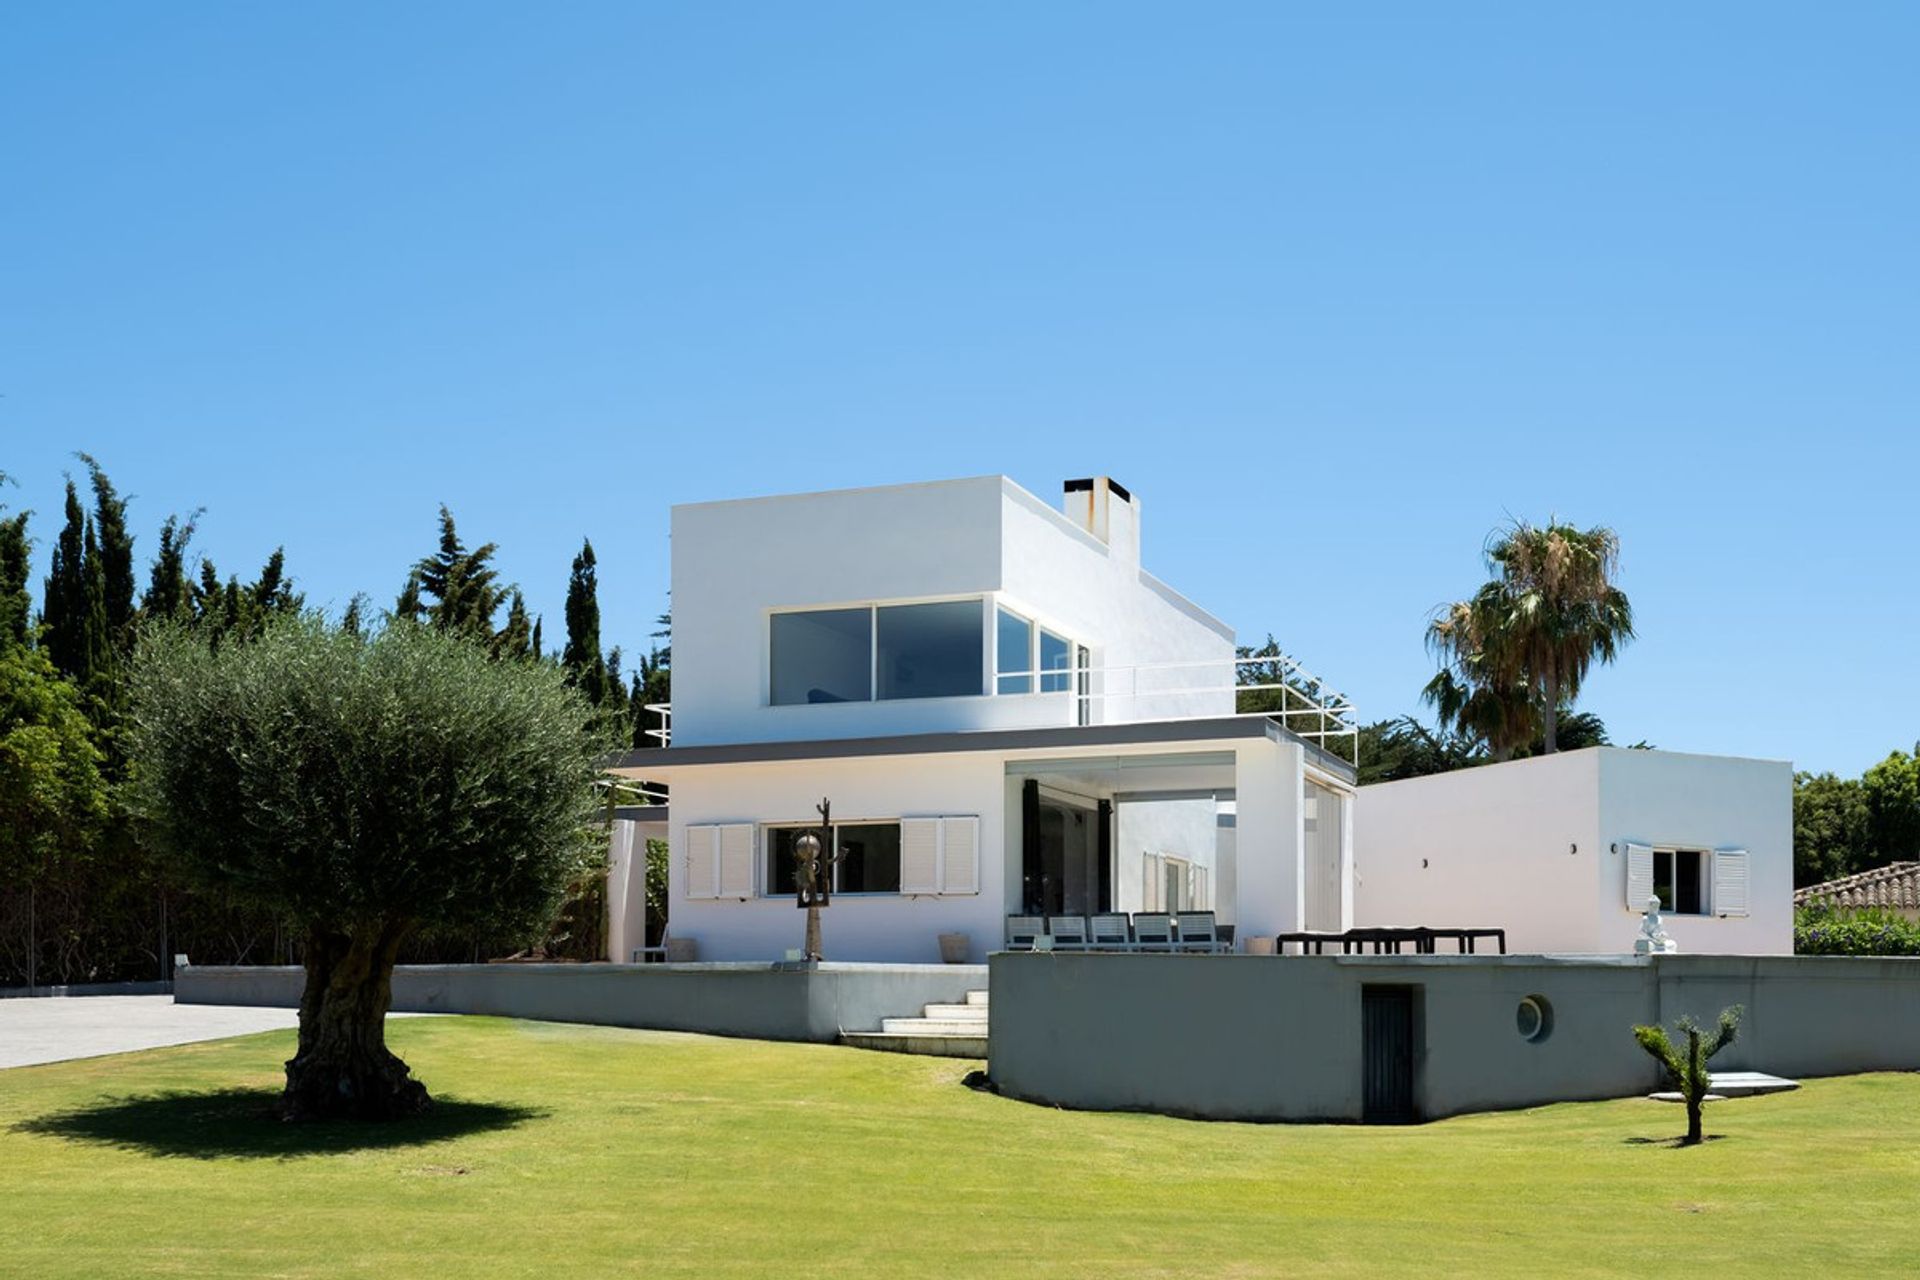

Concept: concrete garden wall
[[176, 961, 986, 1044], [987, 951, 1920, 1122]]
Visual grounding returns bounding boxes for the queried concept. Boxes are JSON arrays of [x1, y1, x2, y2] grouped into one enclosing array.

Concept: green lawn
[[5, 1018, 1920, 1278]]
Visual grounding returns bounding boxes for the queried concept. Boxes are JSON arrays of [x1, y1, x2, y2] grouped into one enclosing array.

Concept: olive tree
[[127, 616, 610, 1120]]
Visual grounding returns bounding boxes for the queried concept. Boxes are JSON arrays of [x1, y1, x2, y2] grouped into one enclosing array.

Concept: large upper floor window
[[878, 601, 984, 699], [770, 608, 871, 705], [769, 600, 985, 706]]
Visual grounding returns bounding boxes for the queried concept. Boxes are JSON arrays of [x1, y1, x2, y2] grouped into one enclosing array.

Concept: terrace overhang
[[605, 714, 1357, 784]]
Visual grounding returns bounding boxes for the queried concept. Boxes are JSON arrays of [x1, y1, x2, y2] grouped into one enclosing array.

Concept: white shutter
[[686, 825, 719, 900], [1713, 849, 1751, 917], [899, 818, 941, 895], [939, 816, 979, 895], [1625, 841, 1654, 910], [717, 823, 755, 898]]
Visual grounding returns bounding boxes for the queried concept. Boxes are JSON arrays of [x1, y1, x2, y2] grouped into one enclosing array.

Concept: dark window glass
[[836, 823, 902, 893], [766, 826, 804, 896], [1653, 850, 1675, 912], [1675, 849, 1704, 915], [876, 601, 983, 700], [996, 607, 1033, 694], [770, 608, 872, 705], [765, 823, 900, 896]]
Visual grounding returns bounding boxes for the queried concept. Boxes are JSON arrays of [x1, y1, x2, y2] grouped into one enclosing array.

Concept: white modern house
[[607, 475, 1357, 963], [605, 474, 1793, 964]]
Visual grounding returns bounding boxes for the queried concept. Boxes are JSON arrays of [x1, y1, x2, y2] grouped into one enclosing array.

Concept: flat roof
[[609, 715, 1357, 783]]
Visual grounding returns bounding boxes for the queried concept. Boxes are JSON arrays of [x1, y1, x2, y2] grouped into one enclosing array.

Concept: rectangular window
[[836, 823, 902, 893], [1039, 629, 1072, 693], [996, 608, 1033, 694], [770, 608, 872, 705], [876, 600, 983, 700], [1653, 848, 1707, 915], [765, 822, 902, 896]]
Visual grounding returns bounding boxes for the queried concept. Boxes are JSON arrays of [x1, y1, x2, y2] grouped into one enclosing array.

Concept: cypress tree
[[414, 506, 505, 641], [563, 539, 607, 704], [394, 570, 424, 622], [42, 481, 88, 678], [141, 512, 198, 625], [496, 590, 533, 660], [77, 519, 113, 691], [78, 454, 135, 655], [342, 595, 366, 639], [0, 474, 30, 650], [249, 548, 301, 619], [531, 616, 544, 662], [192, 559, 225, 635]]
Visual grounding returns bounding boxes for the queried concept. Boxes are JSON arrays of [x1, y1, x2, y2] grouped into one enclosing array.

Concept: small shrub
[[1794, 904, 1920, 956]]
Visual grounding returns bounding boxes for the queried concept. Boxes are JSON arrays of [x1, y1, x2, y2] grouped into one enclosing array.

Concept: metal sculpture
[[795, 798, 840, 961]]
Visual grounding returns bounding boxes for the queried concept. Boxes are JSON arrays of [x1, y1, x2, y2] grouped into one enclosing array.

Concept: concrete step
[[965, 989, 989, 1006], [920, 1003, 990, 1021], [839, 1030, 987, 1058], [881, 1017, 989, 1036]]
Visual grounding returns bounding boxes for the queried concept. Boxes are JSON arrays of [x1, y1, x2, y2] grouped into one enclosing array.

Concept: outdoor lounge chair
[[1047, 916, 1089, 950], [1175, 911, 1227, 953], [1088, 913, 1133, 951], [1005, 915, 1045, 951], [1131, 913, 1175, 952]]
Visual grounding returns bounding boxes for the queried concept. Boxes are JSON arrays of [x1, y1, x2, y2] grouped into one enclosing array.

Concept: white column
[[604, 821, 638, 963], [1232, 738, 1305, 944]]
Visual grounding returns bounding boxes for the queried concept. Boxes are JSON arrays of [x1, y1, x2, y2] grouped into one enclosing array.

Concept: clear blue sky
[[4, 3, 1915, 776]]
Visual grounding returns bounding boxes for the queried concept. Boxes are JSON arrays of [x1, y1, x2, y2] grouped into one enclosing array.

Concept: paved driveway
[[0, 996, 300, 1069]]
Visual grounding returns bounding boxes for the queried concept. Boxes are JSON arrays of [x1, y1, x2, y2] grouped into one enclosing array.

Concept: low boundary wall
[[177, 961, 986, 1044], [988, 952, 1920, 1122]]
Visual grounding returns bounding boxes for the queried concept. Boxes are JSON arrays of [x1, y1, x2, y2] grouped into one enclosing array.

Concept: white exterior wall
[[1595, 748, 1793, 955], [1354, 751, 1603, 950], [668, 476, 1235, 747], [666, 753, 1009, 963], [670, 477, 1006, 746], [996, 484, 1235, 726], [1113, 797, 1220, 913], [1353, 748, 1792, 955]]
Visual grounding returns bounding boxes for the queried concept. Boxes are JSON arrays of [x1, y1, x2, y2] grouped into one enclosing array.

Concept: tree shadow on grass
[[13, 1088, 545, 1160]]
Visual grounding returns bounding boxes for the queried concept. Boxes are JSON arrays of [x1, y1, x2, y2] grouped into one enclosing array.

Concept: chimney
[[1062, 477, 1139, 565]]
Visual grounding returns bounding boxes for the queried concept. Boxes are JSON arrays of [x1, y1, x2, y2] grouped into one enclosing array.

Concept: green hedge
[[1794, 904, 1920, 956]]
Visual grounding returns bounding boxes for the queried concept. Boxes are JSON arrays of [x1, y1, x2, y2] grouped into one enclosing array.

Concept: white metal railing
[[637, 651, 1355, 761]]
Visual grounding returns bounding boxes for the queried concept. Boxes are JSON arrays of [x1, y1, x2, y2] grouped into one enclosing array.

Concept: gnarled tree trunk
[[284, 920, 429, 1121]]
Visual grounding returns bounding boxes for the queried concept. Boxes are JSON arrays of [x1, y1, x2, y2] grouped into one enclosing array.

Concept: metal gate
[[1362, 985, 1418, 1123]]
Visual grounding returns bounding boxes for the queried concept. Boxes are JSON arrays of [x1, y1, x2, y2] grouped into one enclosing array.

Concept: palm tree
[[1488, 521, 1635, 754], [1423, 584, 1536, 761]]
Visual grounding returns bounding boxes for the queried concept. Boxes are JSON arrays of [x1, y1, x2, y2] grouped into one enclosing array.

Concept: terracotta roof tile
[[1796, 861, 1920, 911]]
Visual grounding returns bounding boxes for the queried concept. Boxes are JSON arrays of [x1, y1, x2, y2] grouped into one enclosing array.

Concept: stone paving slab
[[0, 995, 301, 1069]]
